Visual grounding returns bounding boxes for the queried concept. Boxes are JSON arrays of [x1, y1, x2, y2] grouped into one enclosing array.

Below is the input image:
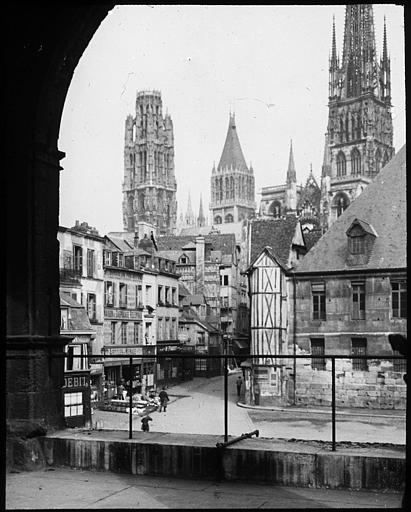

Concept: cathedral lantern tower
[[123, 90, 177, 235], [210, 113, 256, 225], [322, 5, 394, 228]]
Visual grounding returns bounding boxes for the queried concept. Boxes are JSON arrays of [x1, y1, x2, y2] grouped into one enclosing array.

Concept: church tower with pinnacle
[[210, 113, 256, 224], [321, 5, 394, 229], [123, 90, 177, 235]]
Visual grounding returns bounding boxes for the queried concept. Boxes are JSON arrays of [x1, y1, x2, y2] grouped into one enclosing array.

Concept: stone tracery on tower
[[122, 90, 177, 235]]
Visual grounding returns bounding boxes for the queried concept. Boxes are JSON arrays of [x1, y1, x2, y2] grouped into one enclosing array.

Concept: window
[[165, 287, 170, 304], [214, 216, 222, 224], [392, 349, 406, 373], [195, 359, 207, 371], [352, 282, 365, 320], [103, 250, 112, 267], [64, 392, 83, 417], [145, 285, 151, 305], [136, 284, 143, 307], [311, 338, 326, 370], [351, 338, 368, 371], [351, 148, 361, 175], [87, 249, 94, 277], [158, 285, 163, 305], [312, 282, 326, 320], [172, 287, 176, 305], [61, 309, 68, 330], [119, 283, 127, 308], [171, 318, 176, 338], [350, 236, 365, 254], [73, 245, 83, 275], [121, 322, 128, 344], [134, 322, 139, 344], [111, 322, 116, 344], [87, 293, 97, 321], [165, 318, 170, 339], [65, 344, 88, 371], [105, 281, 114, 306], [118, 253, 124, 267], [336, 151, 346, 177], [391, 281, 407, 318]]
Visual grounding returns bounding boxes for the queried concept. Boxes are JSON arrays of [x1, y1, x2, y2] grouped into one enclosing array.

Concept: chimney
[[195, 236, 205, 295]]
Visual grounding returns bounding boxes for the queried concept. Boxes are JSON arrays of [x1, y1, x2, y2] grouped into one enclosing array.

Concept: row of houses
[[244, 145, 407, 410], [58, 220, 247, 426]]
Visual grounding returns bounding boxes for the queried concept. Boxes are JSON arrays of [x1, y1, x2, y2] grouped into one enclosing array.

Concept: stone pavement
[[92, 375, 406, 445], [5, 467, 403, 509]]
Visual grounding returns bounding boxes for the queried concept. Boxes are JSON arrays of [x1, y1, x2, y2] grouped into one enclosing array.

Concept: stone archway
[[5, 5, 113, 440]]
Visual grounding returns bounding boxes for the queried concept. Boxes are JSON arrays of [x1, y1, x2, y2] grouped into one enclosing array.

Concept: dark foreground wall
[[35, 433, 405, 492]]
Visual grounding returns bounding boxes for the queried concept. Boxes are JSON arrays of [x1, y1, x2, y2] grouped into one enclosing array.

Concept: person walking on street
[[236, 376, 243, 398], [158, 387, 169, 412], [141, 415, 152, 432]]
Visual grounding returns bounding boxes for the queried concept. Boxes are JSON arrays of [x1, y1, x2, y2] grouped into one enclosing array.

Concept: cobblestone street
[[92, 374, 406, 445]]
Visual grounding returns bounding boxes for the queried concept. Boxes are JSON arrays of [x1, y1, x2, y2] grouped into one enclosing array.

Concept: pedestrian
[[236, 376, 243, 398], [158, 387, 169, 412], [141, 415, 152, 432]]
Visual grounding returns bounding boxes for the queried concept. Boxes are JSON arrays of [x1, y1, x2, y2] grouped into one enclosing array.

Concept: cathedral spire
[[341, 4, 377, 98], [197, 195, 205, 227], [382, 16, 388, 63], [330, 15, 338, 69], [218, 112, 249, 173], [185, 191, 195, 227], [286, 139, 296, 184]]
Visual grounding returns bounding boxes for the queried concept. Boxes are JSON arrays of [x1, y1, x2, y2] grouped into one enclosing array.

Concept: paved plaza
[[92, 374, 406, 445]]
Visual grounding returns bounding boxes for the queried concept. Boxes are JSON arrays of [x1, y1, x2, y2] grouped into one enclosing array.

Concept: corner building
[[123, 91, 177, 235], [321, 5, 394, 229]]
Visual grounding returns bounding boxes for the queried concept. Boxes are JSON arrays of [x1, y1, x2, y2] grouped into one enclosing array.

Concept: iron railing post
[[331, 357, 336, 451], [129, 356, 133, 440], [224, 346, 228, 443]]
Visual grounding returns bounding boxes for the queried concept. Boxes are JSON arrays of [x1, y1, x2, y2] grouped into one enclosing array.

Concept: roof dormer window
[[349, 235, 365, 254], [346, 218, 378, 263]]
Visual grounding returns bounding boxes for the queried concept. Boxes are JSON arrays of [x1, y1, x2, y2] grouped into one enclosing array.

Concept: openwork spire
[[286, 139, 296, 184]]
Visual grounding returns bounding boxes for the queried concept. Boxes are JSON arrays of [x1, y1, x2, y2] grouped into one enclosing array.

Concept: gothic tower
[[321, 5, 394, 229], [123, 90, 177, 235], [185, 191, 196, 227], [210, 113, 256, 224]]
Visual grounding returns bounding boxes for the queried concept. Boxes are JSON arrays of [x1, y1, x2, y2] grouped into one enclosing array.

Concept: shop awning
[[233, 339, 248, 349]]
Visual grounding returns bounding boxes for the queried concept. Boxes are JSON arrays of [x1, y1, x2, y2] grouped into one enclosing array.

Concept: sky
[[59, 4, 405, 235]]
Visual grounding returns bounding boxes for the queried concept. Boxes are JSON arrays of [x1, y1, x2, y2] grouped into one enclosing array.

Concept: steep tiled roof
[[106, 235, 133, 253], [60, 293, 94, 332], [250, 216, 300, 267], [294, 145, 406, 273], [218, 114, 248, 172]]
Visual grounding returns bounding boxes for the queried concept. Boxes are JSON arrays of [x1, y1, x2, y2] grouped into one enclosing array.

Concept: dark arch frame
[[6, 5, 114, 433]]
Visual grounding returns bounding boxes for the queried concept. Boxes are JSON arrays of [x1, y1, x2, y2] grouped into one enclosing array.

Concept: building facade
[[245, 146, 406, 410], [123, 90, 177, 235], [210, 113, 256, 224], [320, 5, 394, 229], [58, 222, 105, 395]]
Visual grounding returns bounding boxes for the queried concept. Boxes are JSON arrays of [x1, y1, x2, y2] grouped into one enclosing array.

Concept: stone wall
[[291, 355, 406, 409]]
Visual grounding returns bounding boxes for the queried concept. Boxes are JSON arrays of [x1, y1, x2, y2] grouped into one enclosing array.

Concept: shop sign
[[104, 346, 143, 356], [63, 373, 90, 389]]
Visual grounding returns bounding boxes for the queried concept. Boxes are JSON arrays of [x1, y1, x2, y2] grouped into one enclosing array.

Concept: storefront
[[63, 341, 92, 428], [156, 342, 195, 386]]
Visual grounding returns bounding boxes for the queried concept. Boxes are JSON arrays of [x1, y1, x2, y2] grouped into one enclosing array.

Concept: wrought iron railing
[[6, 352, 406, 451]]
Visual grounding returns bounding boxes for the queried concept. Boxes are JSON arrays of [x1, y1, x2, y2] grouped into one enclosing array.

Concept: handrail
[[6, 351, 406, 451]]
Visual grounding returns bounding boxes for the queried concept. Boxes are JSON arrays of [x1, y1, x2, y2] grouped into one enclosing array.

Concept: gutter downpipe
[[292, 272, 297, 405]]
